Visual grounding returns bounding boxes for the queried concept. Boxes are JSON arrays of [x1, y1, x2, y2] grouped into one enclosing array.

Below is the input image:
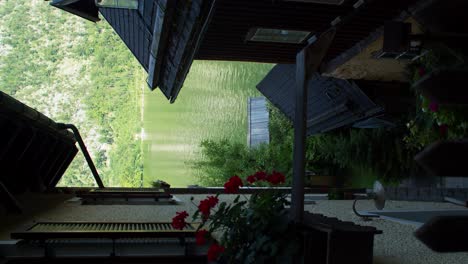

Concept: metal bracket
[[352, 199, 380, 221], [56, 123, 105, 188]]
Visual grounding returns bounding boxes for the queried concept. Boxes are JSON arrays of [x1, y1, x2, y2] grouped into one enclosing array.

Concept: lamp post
[[352, 181, 386, 219]]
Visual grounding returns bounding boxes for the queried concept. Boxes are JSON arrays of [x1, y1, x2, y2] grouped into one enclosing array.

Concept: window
[[283, 0, 345, 5], [246, 28, 312, 44], [95, 0, 139, 9]]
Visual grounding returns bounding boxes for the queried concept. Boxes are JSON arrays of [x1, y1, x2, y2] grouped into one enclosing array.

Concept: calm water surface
[[142, 61, 273, 187]]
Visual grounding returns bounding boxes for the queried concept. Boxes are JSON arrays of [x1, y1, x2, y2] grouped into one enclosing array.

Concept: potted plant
[[171, 171, 301, 263]]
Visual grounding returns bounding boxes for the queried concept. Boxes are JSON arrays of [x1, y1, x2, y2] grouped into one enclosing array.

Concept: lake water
[[142, 61, 273, 187]]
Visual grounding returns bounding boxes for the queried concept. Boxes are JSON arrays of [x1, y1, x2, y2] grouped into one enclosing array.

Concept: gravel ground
[[1, 193, 467, 263], [305, 200, 468, 264]]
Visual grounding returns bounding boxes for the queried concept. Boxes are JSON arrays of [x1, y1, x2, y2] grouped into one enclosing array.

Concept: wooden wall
[[196, 0, 420, 64]]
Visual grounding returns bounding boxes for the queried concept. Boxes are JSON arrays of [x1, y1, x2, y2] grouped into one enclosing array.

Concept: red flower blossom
[[246, 171, 268, 184], [198, 200, 211, 217], [171, 211, 189, 230], [246, 174, 256, 184], [207, 195, 218, 207], [439, 124, 448, 137], [266, 171, 285, 185], [254, 171, 267, 181], [198, 196, 219, 217], [195, 229, 209, 245], [224, 175, 243, 194], [429, 101, 439, 112], [207, 243, 225, 261]]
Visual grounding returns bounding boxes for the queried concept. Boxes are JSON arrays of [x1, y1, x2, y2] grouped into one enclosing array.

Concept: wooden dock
[[247, 97, 269, 147]]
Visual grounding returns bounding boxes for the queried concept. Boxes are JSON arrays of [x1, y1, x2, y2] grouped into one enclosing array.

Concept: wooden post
[[290, 29, 337, 224], [290, 49, 308, 223]]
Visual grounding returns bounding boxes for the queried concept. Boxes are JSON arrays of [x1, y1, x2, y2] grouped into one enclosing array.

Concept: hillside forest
[[0, 0, 145, 187]]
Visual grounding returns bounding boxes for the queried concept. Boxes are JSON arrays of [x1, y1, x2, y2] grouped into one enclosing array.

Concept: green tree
[[0, 0, 144, 187]]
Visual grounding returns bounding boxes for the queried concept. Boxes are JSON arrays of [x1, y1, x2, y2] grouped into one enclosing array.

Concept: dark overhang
[[98, 0, 215, 103], [0, 91, 78, 208], [257, 64, 383, 135], [50, 0, 100, 22], [146, 1, 175, 91], [321, 0, 432, 74], [157, 0, 216, 103], [50, 0, 421, 103]]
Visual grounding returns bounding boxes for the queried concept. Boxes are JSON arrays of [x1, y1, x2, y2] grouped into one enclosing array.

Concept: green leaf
[[192, 210, 200, 221]]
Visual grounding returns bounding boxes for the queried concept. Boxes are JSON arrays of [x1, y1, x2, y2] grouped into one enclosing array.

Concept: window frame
[[282, 0, 345, 5], [245, 27, 313, 44], [95, 0, 139, 10]]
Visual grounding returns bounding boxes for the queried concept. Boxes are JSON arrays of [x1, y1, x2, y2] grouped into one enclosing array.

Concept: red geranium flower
[[246, 174, 256, 184], [266, 171, 285, 185], [254, 171, 267, 181], [207, 195, 218, 207], [198, 196, 219, 217], [246, 171, 268, 184], [195, 229, 209, 245], [171, 211, 189, 230], [224, 175, 243, 194], [207, 243, 225, 261], [198, 200, 211, 217]]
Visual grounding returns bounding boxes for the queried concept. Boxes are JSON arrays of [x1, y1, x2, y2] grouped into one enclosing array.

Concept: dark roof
[[51, 0, 213, 103], [51, 0, 100, 22], [99, 7, 152, 71], [0, 91, 77, 195], [155, 0, 213, 102], [256, 64, 383, 135], [98, 0, 213, 103], [52, 0, 420, 103]]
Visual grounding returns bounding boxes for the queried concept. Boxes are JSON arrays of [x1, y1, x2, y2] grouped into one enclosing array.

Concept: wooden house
[[51, 0, 421, 103], [0, 91, 78, 213]]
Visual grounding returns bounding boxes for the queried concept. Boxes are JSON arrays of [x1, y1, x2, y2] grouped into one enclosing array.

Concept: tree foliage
[[192, 103, 416, 186], [0, 0, 144, 187]]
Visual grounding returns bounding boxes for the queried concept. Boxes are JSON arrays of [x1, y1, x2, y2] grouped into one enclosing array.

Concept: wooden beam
[[147, 1, 168, 89], [290, 48, 308, 223], [290, 29, 336, 224]]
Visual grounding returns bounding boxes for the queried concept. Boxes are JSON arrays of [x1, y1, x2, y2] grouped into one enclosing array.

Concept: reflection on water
[[142, 61, 273, 187]]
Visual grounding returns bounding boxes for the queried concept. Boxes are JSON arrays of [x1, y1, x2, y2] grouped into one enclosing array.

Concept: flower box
[[171, 172, 381, 263]]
